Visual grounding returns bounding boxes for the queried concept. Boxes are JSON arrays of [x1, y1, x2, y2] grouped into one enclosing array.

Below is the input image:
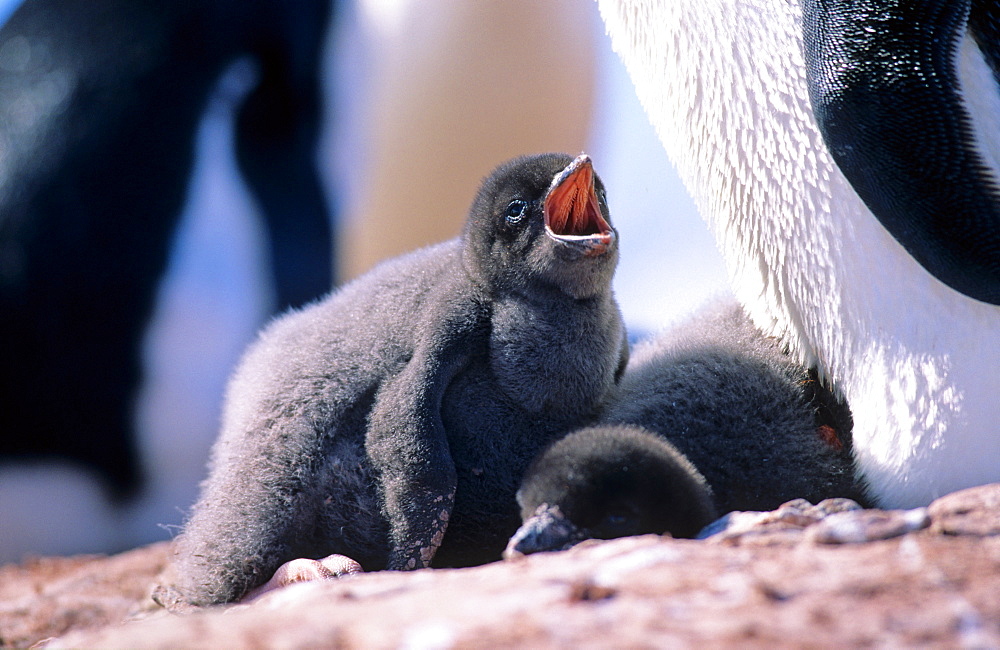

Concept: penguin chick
[[506, 425, 718, 557], [167, 153, 628, 605], [603, 299, 869, 515], [507, 299, 869, 556]]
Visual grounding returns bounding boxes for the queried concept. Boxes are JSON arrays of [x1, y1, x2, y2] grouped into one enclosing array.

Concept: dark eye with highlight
[[603, 513, 630, 530], [595, 509, 640, 538], [504, 200, 528, 225]]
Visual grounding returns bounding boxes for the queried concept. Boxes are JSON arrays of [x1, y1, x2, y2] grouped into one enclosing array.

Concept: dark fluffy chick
[[508, 299, 868, 556], [166, 153, 628, 605]]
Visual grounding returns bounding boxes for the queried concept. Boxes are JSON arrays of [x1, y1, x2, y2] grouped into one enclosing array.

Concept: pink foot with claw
[[242, 554, 364, 602]]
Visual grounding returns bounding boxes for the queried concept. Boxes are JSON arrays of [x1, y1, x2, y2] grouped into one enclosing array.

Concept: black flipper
[[365, 284, 485, 571], [803, 0, 1000, 304]]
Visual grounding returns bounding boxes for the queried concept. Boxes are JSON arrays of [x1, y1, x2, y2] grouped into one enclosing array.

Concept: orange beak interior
[[543, 156, 612, 238]]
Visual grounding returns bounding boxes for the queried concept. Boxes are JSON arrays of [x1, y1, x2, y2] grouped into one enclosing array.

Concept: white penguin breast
[[958, 32, 1000, 186], [599, 0, 1000, 508]]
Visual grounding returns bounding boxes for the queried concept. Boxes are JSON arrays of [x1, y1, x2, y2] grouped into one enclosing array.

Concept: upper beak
[[543, 154, 615, 256], [503, 503, 587, 559]]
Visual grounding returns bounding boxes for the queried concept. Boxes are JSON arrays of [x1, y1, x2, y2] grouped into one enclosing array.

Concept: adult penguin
[[0, 0, 335, 501], [598, 0, 1000, 508], [161, 153, 627, 606]]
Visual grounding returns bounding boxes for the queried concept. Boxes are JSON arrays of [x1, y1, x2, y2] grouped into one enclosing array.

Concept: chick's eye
[[597, 187, 608, 208], [504, 200, 528, 225], [604, 513, 629, 529], [596, 510, 640, 538]]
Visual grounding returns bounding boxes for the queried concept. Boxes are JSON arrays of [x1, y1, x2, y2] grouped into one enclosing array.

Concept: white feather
[[958, 32, 1000, 190], [599, 0, 1000, 507]]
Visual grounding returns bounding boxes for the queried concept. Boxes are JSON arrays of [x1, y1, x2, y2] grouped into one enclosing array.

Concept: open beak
[[543, 154, 615, 256]]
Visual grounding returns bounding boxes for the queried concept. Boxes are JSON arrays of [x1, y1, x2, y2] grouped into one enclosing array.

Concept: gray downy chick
[[508, 299, 868, 556], [168, 153, 628, 605]]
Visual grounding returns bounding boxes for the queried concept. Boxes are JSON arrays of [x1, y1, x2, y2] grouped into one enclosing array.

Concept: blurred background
[[0, 0, 729, 562]]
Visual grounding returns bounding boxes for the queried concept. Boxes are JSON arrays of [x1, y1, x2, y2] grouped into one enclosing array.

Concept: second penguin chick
[[507, 299, 868, 556], [507, 424, 717, 555]]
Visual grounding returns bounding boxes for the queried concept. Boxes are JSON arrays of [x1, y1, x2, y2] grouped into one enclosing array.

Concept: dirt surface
[[2, 484, 999, 648], [0, 543, 169, 648]]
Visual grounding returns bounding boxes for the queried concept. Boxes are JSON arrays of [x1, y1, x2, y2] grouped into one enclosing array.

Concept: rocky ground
[[2, 483, 999, 649]]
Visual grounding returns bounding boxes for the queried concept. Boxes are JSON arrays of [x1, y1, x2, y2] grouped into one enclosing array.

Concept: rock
[[2, 485, 1000, 648], [698, 498, 865, 546], [928, 483, 1000, 537], [806, 508, 930, 545], [700, 497, 933, 546]]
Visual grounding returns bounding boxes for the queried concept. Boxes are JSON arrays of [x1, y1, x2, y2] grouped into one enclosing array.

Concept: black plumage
[[508, 424, 717, 556], [803, 0, 1000, 305], [0, 0, 334, 499], [508, 299, 870, 556], [167, 153, 628, 605]]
